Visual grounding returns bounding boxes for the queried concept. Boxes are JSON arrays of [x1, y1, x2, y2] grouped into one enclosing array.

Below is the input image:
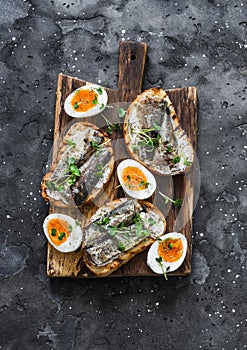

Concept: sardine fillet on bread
[[83, 198, 166, 277], [41, 122, 114, 208], [123, 88, 194, 175]]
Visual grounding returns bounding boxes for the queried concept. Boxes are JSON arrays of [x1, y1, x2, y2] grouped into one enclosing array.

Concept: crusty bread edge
[[123, 88, 194, 176], [84, 200, 166, 277], [41, 121, 114, 208]]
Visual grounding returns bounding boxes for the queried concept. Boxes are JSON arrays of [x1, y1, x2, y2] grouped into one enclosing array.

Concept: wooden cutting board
[[47, 41, 197, 278]]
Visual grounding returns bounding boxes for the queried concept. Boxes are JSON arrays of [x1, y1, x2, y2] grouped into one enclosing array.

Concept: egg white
[[147, 232, 187, 274], [43, 213, 83, 253], [64, 84, 108, 118], [117, 159, 157, 200]]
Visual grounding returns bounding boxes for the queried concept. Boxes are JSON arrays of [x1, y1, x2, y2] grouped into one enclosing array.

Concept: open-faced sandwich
[[41, 122, 114, 207], [83, 198, 166, 277], [123, 88, 194, 175]]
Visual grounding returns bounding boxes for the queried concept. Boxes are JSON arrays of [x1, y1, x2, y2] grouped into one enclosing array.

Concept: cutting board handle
[[118, 41, 147, 102]]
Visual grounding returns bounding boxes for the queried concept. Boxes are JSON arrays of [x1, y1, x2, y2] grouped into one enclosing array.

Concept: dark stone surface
[[0, 0, 246, 349]]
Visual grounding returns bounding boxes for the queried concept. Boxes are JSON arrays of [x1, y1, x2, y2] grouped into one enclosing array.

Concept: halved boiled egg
[[64, 84, 108, 118], [117, 159, 156, 200], [147, 232, 187, 274], [43, 213, 83, 253]]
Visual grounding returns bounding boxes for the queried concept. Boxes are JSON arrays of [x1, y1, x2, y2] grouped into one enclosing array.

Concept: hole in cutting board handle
[[130, 54, 136, 60]]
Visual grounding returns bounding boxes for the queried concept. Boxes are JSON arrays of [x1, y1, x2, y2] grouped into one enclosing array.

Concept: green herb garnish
[[68, 225, 73, 233], [152, 122, 161, 131], [51, 228, 57, 236], [166, 145, 173, 153], [66, 139, 76, 147], [92, 95, 98, 104], [172, 156, 181, 164], [159, 191, 182, 207], [58, 232, 66, 241], [69, 164, 81, 177], [155, 257, 170, 280], [117, 241, 126, 251], [99, 103, 105, 110], [75, 220, 82, 227], [96, 87, 103, 95], [133, 126, 161, 152], [96, 217, 110, 225], [184, 159, 193, 166], [148, 218, 156, 226], [101, 113, 119, 135], [46, 181, 57, 191], [90, 141, 102, 151], [118, 108, 126, 118], [168, 242, 173, 249], [139, 180, 149, 188], [133, 213, 141, 224]]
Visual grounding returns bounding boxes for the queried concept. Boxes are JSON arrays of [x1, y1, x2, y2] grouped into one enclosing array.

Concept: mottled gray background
[[0, 0, 246, 349]]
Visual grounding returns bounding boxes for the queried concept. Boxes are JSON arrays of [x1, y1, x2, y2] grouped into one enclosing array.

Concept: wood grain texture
[[46, 42, 197, 278], [118, 41, 147, 102]]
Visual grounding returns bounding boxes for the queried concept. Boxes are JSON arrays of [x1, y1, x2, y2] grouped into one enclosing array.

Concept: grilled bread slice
[[83, 198, 166, 277], [123, 88, 194, 175], [41, 121, 114, 208]]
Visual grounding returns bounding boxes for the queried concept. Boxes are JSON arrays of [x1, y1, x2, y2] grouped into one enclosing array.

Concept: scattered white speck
[[6, 215, 11, 219]]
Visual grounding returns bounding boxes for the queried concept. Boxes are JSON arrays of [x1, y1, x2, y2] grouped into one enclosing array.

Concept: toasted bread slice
[[41, 121, 114, 208], [123, 88, 194, 175], [83, 198, 166, 277]]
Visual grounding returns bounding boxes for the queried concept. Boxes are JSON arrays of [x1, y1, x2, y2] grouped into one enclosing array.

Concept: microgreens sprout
[[118, 108, 126, 118], [90, 140, 102, 151], [159, 191, 182, 207], [65, 139, 76, 147], [155, 257, 170, 280], [92, 94, 98, 104], [96, 87, 103, 95], [172, 156, 181, 164], [75, 220, 82, 226], [96, 217, 110, 225], [132, 123, 161, 152], [101, 113, 119, 135], [46, 157, 81, 191], [95, 163, 108, 178], [184, 159, 193, 166]]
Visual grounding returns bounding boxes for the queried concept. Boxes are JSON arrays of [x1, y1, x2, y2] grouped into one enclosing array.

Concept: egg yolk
[[71, 89, 98, 112], [158, 238, 183, 262], [121, 166, 148, 191], [47, 218, 69, 246]]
